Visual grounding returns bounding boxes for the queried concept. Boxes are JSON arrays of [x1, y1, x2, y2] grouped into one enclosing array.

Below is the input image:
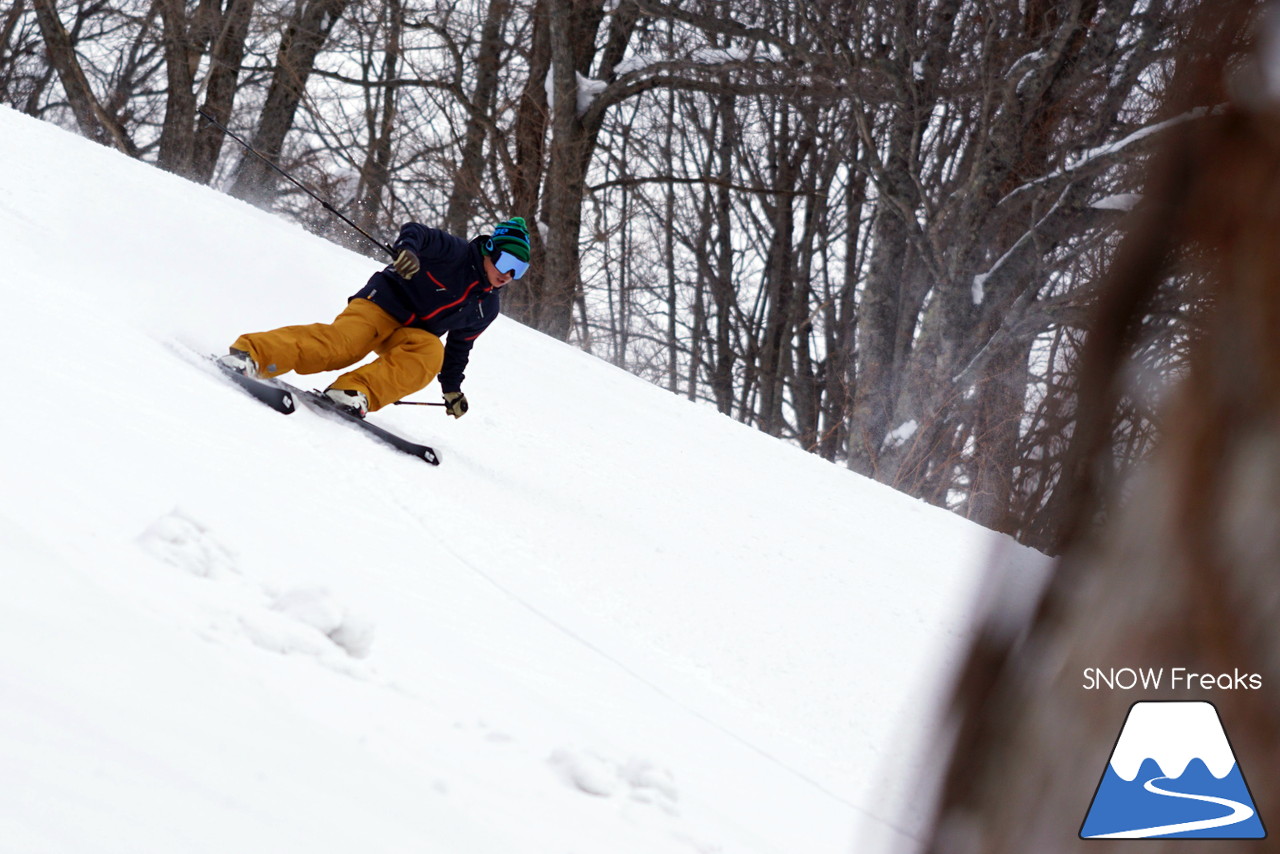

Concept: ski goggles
[[493, 251, 530, 280]]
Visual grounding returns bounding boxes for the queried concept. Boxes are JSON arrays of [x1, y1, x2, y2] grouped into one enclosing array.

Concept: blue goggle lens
[[494, 251, 530, 280]]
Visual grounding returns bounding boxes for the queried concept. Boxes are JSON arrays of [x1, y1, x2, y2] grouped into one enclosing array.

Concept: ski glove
[[443, 391, 468, 418], [392, 249, 420, 279]]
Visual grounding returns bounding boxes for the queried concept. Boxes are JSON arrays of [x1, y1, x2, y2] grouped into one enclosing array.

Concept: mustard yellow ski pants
[[231, 298, 443, 412]]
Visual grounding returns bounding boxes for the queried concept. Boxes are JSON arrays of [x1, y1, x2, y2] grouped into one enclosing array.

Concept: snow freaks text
[[1082, 668, 1263, 691]]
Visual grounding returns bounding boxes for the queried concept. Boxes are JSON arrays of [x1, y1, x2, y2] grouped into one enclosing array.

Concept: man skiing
[[220, 216, 531, 418]]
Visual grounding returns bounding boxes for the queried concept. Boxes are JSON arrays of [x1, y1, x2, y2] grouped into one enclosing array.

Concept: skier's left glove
[[443, 391, 469, 418]]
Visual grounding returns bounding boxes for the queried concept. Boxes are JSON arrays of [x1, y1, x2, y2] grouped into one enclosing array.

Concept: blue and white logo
[[1081, 701, 1265, 839]]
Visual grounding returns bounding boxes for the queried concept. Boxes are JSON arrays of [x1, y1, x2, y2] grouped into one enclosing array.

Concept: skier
[[219, 217, 531, 418]]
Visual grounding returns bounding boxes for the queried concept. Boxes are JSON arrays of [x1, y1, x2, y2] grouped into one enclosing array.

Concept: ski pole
[[198, 108, 397, 260], [392, 400, 447, 407]]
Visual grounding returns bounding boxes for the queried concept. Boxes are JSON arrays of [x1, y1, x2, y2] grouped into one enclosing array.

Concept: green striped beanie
[[487, 216, 531, 263]]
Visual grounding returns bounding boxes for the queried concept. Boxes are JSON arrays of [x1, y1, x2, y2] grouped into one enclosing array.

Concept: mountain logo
[[1081, 701, 1266, 839]]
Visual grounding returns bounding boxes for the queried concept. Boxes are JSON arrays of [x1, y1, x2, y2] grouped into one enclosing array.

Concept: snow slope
[[0, 105, 1046, 854]]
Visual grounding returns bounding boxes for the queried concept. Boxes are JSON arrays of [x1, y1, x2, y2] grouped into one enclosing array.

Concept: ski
[[297, 388, 441, 466], [214, 358, 296, 414], [208, 354, 439, 464]]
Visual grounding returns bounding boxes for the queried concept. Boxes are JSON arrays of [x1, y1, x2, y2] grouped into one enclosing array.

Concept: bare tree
[[922, 4, 1277, 851], [191, 0, 257, 182], [1, 0, 49, 110], [31, 0, 138, 154], [442, 0, 511, 233], [228, 0, 350, 204]]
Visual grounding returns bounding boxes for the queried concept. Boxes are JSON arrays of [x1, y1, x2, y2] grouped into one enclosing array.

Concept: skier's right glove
[[392, 249, 420, 279], [443, 391, 468, 418]]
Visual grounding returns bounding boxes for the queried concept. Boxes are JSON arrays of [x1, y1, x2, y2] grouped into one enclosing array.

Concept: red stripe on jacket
[[420, 280, 480, 321]]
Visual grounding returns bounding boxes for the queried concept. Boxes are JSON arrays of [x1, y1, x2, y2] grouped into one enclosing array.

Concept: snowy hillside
[[0, 105, 1046, 854]]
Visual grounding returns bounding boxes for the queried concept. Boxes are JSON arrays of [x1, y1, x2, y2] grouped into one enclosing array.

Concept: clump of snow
[[1012, 49, 1046, 93], [549, 748, 679, 812], [620, 758, 680, 810], [543, 69, 610, 115], [614, 54, 653, 75], [550, 747, 623, 797], [137, 508, 238, 579], [1091, 193, 1141, 211], [272, 586, 377, 659], [884, 420, 920, 449], [616, 46, 750, 78], [577, 72, 608, 115], [136, 506, 378, 664], [972, 273, 988, 306]]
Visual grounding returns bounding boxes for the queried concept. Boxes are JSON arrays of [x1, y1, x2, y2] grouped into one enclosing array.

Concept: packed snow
[[0, 104, 1047, 854]]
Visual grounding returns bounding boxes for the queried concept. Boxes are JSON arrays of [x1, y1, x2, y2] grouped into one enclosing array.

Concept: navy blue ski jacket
[[351, 223, 500, 393]]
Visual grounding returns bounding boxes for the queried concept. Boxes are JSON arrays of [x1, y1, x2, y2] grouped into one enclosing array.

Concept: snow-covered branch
[[998, 107, 1217, 209]]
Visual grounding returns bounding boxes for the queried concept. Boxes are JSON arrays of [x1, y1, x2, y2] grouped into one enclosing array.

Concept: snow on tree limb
[[997, 108, 1217, 209]]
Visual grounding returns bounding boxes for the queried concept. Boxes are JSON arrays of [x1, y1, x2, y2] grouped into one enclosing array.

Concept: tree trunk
[[191, 0, 256, 183], [443, 0, 510, 233], [707, 90, 737, 415], [501, 0, 551, 327], [506, 0, 637, 340], [228, 0, 350, 205], [1, 0, 30, 94], [156, 0, 198, 176], [31, 0, 138, 155], [532, 0, 589, 338], [966, 337, 1032, 532], [354, 0, 401, 232], [848, 108, 915, 475]]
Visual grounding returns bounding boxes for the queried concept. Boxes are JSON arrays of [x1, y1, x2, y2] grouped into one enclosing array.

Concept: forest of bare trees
[[2, 0, 1238, 550], [923, 2, 1278, 848]]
